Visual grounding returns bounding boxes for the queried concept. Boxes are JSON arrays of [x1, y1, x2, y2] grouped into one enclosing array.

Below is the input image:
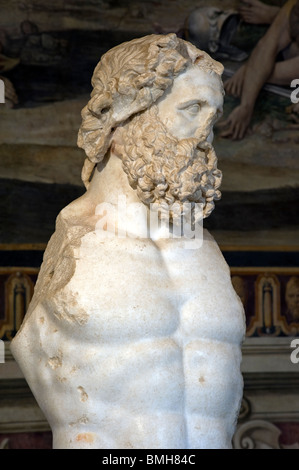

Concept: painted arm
[[221, 0, 297, 140], [238, 0, 280, 25], [268, 55, 299, 85]]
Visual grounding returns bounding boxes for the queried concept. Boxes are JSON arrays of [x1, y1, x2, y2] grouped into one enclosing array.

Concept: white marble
[[11, 33, 245, 449]]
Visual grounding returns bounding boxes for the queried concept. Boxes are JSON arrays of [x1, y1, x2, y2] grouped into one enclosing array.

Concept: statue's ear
[[81, 158, 96, 189], [109, 125, 125, 157], [111, 125, 124, 144]]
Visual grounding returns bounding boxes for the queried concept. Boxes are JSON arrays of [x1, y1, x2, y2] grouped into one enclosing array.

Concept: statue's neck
[[88, 151, 141, 206], [76, 151, 199, 246], [87, 151, 153, 239], [86, 152, 200, 246]]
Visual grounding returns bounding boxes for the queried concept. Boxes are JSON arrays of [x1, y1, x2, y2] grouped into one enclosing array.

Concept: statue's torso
[[12, 228, 245, 449]]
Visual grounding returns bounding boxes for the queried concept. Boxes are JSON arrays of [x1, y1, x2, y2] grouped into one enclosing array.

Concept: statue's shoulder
[[43, 205, 163, 279], [200, 228, 230, 274]]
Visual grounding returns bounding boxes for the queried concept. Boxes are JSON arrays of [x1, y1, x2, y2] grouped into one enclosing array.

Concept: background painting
[[0, 0, 298, 247]]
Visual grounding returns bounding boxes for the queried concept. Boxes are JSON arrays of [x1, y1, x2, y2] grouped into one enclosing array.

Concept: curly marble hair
[[77, 33, 223, 187]]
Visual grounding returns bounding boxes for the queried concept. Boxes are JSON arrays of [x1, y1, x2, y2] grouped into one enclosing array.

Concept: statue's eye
[[186, 103, 201, 115]]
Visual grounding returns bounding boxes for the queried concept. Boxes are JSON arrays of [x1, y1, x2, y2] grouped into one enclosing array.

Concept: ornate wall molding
[[0, 268, 38, 341], [0, 437, 9, 449], [233, 419, 299, 449], [231, 267, 299, 337]]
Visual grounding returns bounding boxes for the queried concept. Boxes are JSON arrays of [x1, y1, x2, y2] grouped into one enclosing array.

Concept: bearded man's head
[[78, 33, 224, 220]]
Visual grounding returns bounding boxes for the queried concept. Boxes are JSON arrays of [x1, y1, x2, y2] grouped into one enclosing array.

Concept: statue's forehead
[[174, 66, 222, 89], [162, 66, 223, 107]]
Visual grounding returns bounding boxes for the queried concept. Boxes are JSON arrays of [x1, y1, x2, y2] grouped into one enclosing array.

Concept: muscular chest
[[158, 240, 245, 343], [46, 232, 244, 344]]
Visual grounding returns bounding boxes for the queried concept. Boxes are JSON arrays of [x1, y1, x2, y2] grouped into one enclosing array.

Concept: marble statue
[[11, 34, 245, 449]]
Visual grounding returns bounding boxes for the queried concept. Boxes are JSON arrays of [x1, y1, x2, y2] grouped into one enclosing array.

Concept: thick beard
[[121, 106, 222, 223]]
